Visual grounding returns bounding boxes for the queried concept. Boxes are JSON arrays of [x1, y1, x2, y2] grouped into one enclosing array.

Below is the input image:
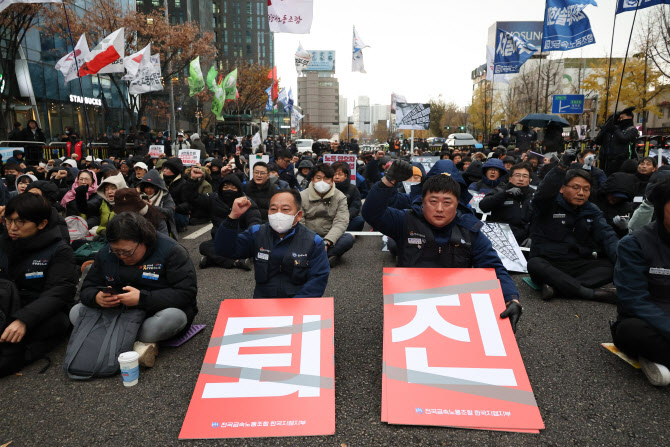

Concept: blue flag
[[542, 0, 597, 52], [287, 87, 294, 112], [493, 29, 538, 74], [264, 85, 273, 112], [616, 0, 670, 13]]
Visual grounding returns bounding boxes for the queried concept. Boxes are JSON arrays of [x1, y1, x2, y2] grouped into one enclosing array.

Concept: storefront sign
[[69, 95, 102, 106], [179, 298, 335, 439], [323, 154, 356, 185], [382, 268, 544, 432]]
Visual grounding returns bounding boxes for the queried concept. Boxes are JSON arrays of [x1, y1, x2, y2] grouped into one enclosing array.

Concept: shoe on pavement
[[328, 256, 339, 268], [133, 341, 159, 368], [639, 357, 670, 386], [199, 256, 209, 269], [233, 259, 252, 271], [541, 284, 555, 301]]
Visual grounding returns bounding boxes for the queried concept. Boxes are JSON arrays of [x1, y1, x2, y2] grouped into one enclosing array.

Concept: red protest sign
[[179, 298, 335, 439], [323, 154, 357, 185], [382, 268, 544, 432]]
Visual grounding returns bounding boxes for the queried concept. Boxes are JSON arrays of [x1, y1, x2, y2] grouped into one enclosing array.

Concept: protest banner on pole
[[179, 298, 335, 439], [323, 154, 357, 185], [481, 222, 528, 273], [395, 103, 431, 130], [411, 156, 439, 173], [179, 149, 201, 166], [148, 145, 164, 158], [381, 268, 544, 432], [249, 154, 270, 180]]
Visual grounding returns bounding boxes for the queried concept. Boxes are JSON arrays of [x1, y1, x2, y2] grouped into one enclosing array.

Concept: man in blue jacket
[[361, 160, 522, 333], [611, 178, 670, 386], [215, 189, 330, 298], [527, 150, 620, 302]]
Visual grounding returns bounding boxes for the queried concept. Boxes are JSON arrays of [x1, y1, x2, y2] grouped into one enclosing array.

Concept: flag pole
[[490, 71, 495, 137], [603, 5, 619, 124], [62, 2, 93, 155], [613, 0, 642, 117]]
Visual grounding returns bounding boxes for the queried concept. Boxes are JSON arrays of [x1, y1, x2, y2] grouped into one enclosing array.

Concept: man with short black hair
[[527, 150, 620, 302], [215, 189, 330, 298], [275, 149, 299, 189], [362, 160, 522, 333], [245, 161, 279, 221], [300, 163, 354, 267], [331, 162, 363, 231]]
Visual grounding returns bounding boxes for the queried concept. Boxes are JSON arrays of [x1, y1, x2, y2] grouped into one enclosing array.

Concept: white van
[[295, 139, 314, 153]]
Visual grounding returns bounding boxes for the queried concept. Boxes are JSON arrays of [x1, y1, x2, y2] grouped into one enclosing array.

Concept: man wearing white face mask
[[214, 189, 330, 298], [300, 163, 354, 267]]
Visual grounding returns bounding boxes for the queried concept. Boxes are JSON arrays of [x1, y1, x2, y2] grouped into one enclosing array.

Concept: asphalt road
[[1, 224, 668, 446]]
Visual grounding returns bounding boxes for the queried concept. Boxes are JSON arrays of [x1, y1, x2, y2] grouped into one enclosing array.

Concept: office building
[[297, 50, 339, 135]]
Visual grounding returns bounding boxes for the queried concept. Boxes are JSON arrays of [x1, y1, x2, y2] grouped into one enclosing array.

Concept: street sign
[[552, 95, 584, 114]]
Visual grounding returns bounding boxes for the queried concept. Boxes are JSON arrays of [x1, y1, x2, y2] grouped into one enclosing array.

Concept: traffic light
[[444, 126, 451, 130], [459, 126, 465, 131]]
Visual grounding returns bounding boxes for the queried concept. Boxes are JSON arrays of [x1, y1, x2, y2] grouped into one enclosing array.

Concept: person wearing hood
[[595, 107, 639, 175], [527, 150, 620, 303], [361, 160, 523, 333], [113, 188, 169, 236], [6, 150, 24, 166], [208, 158, 224, 192], [3, 163, 21, 193], [119, 160, 132, 184], [160, 157, 189, 231], [130, 162, 149, 188], [245, 161, 280, 222], [461, 159, 482, 187], [61, 169, 100, 218], [173, 132, 190, 151], [611, 177, 670, 386], [299, 163, 354, 267], [510, 122, 537, 152], [182, 165, 213, 225], [331, 162, 364, 231], [9, 173, 37, 198], [0, 193, 77, 377], [197, 173, 262, 269], [468, 158, 507, 194], [479, 162, 535, 244], [296, 159, 313, 190], [215, 189, 330, 298], [92, 172, 128, 235], [20, 119, 45, 145], [594, 172, 637, 238], [25, 181, 69, 241], [138, 169, 177, 239], [189, 133, 206, 152]]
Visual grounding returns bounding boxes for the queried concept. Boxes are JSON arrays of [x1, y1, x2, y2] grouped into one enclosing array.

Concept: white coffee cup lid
[[118, 351, 140, 362]]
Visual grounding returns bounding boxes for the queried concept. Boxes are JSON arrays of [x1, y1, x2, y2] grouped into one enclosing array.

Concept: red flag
[[78, 28, 124, 77], [268, 66, 278, 100]]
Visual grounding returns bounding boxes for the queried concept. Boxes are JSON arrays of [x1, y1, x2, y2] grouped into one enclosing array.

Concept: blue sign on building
[[552, 95, 584, 114]]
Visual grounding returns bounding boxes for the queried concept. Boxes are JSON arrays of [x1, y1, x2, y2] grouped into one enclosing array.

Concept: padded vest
[[633, 223, 670, 315], [397, 210, 478, 268], [253, 224, 317, 298]]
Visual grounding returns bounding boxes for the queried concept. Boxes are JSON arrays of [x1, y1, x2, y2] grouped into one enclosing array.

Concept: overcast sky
[[274, 0, 649, 115]]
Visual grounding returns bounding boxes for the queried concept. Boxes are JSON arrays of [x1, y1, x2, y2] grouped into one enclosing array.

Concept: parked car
[[446, 133, 478, 148]]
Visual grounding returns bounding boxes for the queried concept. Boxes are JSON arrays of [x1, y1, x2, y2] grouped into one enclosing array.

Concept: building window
[[246, 30, 251, 43], [246, 1, 251, 14], [223, 1, 226, 13], [152, 0, 159, 5], [174, 0, 180, 6], [246, 44, 251, 54], [247, 16, 252, 27]]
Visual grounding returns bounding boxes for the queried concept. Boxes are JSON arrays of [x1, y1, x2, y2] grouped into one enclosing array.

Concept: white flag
[[295, 41, 313, 75], [268, 0, 313, 34], [55, 34, 89, 84], [128, 44, 163, 95], [79, 28, 124, 76], [0, 0, 62, 14], [252, 132, 262, 149], [352, 26, 369, 73], [122, 44, 149, 80], [486, 46, 510, 84], [291, 108, 304, 129]]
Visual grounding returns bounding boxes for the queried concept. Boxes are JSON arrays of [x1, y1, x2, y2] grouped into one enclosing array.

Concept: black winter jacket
[[479, 183, 534, 243], [335, 181, 362, 220]]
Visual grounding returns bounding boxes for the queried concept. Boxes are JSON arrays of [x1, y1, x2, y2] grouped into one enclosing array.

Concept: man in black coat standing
[[595, 107, 639, 175]]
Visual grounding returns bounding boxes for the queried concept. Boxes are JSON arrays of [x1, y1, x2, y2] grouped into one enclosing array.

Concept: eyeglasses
[[511, 174, 530, 179], [567, 184, 591, 193], [4, 218, 27, 228], [110, 242, 140, 258], [253, 171, 268, 176]]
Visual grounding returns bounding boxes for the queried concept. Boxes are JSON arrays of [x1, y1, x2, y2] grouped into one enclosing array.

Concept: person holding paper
[[361, 160, 522, 333]]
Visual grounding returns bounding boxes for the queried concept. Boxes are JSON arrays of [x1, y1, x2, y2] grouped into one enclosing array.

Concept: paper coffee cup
[[118, 351, 140, 387]]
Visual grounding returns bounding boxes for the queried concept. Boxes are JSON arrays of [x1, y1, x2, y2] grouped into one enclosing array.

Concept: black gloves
[[385, 160, 414, 184], [506, 187, 523, 198], [500, 300, 522, 333], [75, 184, 89, 196], [560, 149, 577, 168]]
